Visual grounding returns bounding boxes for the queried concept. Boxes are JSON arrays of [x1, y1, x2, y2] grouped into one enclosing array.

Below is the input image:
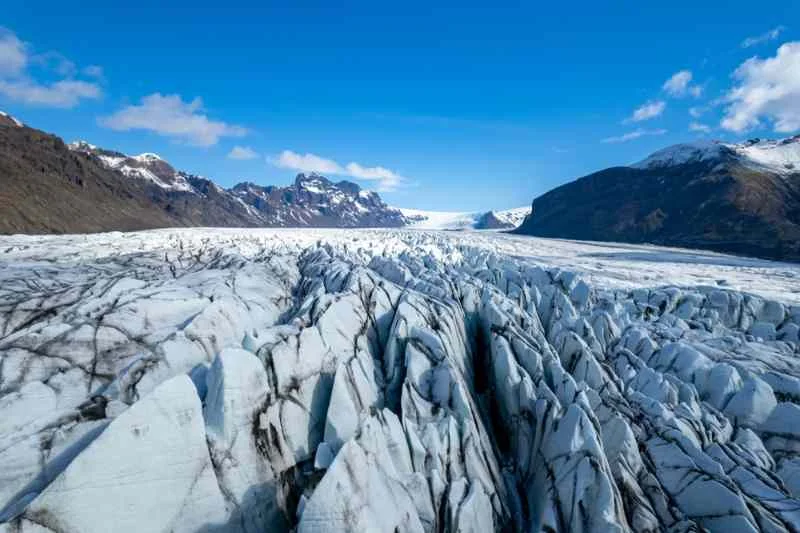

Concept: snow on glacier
[[1, 227, 800, 532]]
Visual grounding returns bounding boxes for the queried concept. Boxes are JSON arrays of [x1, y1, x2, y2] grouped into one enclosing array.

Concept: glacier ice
[[1, 228, 800, 532]]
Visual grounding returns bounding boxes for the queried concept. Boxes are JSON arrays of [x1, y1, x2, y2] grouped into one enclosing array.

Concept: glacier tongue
[[1, 228, 800, 532]]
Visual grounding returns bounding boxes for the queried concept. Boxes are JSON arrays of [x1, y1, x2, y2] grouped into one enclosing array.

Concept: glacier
[[1, 228, 800, 532]]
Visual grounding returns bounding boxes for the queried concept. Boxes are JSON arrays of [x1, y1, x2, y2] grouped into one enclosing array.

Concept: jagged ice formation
[[1, 229, 800, 532]]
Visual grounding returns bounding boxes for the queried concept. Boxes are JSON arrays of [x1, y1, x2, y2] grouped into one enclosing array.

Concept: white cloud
[[689, 122, 712, 133], [227, 145, 259, 160], [721, 42, 800, 133], [0, 30, 27, 77], [663, 70, 703, 98], [628, 100, 666, 122], [33, 52, 77, 77], [689, 106, 706, 118], [663, 70, 690, 96], [268, 150, 344, 174], [344, 162, 403, 191], [268, 149, 406, 191], [0, 28, 102, 108], [601, 128, 667, 143], [741, 26, 785, 48], [100, 94, 247, 146], [82, 65, 104, 79], [0, 79, 101, 108]]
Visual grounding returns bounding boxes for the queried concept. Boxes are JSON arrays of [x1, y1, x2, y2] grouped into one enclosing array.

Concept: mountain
[[1, 111, 530, 235], [515, 136, 800, 261], [231, 174, 407, 227], [0, 112, 409, 233], [398, 206, 530, 230], [69, 143, 409, 229], [0, 114, 186, 234], [473, 206, 530, 229]]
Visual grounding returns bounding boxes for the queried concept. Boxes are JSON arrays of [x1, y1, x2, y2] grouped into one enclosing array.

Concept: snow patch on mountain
[[489, 206, 530, 227], [635, 135, 800, 174], [69, 142, 196, 193], [736, 137, 800, 173], [633, 140, 724, 169], [0, 111, 24, 128], [132, 152, 163, 162]]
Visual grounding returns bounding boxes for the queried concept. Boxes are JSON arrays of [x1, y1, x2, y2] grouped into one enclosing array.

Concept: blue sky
[[1, 1, 799, 210]]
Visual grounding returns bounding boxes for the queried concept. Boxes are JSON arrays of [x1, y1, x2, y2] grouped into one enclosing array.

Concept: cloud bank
[[721, 42, 800, 133], [663, 70, 702, 98], [227, 146, 259, 160], [601, 128, 667, 143], [0, 28, 102, 108], [100, 94, 247, 146], [741, 26, 785, 48], [628, 100, 666, 122], [268, 149, 405, 191]]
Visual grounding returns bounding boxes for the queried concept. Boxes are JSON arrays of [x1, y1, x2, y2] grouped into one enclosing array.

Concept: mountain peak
[[0, 111, 23, 128], [633, 135, 800, 175], [295, 172, 332, 187], [68, 140, 98, 152], [632, 140, 726, 169], [133, 153, 163, 162], [518, 133, 800, 260]]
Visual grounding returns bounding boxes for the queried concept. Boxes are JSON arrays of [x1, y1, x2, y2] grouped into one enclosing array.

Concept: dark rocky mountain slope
[[0, 113, 408, 234], [0, 114, 186, 234], [515, 138, 800, 261]]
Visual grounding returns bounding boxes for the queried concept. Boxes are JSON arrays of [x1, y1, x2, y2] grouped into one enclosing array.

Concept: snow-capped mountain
[[231, 173, 408, 227], [635, 135, 800, 175], [0, 110, 23, 128], [398, 206, 530, 230], [2, 113, 526, 234], [69, 142, 197, 192], [66, 141, 408, 229], [517, 134, 800, 261]]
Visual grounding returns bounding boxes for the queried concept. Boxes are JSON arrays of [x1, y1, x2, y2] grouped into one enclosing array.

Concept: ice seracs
[[15, 376, 229, 533], [1, 228, 799, 532]]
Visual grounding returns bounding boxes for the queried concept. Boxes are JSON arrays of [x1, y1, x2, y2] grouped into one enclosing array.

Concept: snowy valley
[[4, 6, 800, 531], [1, 228, 800, 532]]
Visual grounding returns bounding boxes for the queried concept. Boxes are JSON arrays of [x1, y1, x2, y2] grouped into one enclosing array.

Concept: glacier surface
[[1, 228, 800, 532]]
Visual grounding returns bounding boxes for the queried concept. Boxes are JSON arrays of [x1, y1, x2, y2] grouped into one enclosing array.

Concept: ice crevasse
[[0, 229, 799, 532]]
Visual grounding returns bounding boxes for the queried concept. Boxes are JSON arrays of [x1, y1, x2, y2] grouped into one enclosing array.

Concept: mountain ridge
[[515, 135, 800, 261], [0, 113, 412, 233], [0, 110, 532, 234]]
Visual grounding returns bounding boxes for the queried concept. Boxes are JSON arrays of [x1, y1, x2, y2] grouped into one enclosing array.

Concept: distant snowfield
[[395, 207, 479, 229], [396, 206, 530, 229], [2, 227, 800, 532], [3, 227, 797, 303]]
